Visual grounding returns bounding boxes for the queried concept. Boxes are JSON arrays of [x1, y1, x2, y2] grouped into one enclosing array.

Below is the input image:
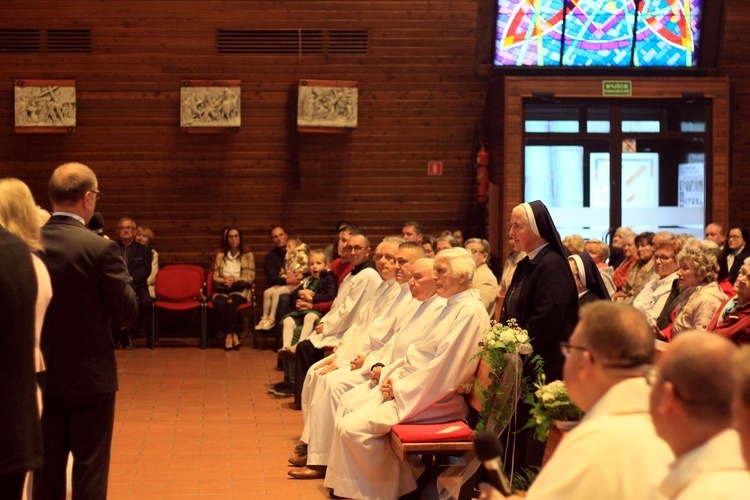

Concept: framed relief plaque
[[297, 80, 358, 133], [15, 80, 76, 133], [180, 80, 241, 133]]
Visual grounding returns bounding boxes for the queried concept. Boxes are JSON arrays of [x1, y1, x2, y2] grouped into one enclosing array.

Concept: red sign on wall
[[427, 161, 443, 176]]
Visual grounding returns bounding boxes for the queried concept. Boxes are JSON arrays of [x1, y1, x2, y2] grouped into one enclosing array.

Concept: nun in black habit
[[569, 251, 611, 304], [501, 200, 578, 381], [500, 200, 579, 472]]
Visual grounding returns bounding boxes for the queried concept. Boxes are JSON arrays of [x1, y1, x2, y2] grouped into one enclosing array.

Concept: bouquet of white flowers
[[525, 376, 584, 442], [479, 318, 533, 355], [472, 319, 538, 433]]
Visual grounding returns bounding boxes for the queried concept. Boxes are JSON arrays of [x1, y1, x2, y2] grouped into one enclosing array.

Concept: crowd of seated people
[[60, 198, 750, 498]]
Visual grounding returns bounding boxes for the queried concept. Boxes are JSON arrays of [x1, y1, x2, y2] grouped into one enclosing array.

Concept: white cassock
[[304, 283, 419, 466], [301, 277, 400, 425], [335, 292, 447, 418], [308, 264, 382, 349], [323, 289, 489, 500]]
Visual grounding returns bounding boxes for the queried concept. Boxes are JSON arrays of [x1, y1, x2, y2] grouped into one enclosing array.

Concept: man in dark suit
[[114, 216, 153, 349], [33, 162, 138, 500], [0, 227, 41, 500]]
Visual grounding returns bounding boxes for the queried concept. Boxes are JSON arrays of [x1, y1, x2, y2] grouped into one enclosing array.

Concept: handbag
[[215, 281, 246, 294]]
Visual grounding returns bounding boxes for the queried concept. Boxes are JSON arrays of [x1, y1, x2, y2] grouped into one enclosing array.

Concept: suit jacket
[[727, 248, 750, 284], [0, 227, 42, 475], [119, 240, 152, 290], [501, 245, 578, 381], [41, 215, 138, 396]]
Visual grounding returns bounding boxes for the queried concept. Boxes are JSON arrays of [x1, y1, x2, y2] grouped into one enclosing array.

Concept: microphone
[[474, 431, 512, 496], [89, 212, 105, 236]]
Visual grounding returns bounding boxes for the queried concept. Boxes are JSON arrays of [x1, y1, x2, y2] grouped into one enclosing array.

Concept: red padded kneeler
[[391, 421, 473, 443]]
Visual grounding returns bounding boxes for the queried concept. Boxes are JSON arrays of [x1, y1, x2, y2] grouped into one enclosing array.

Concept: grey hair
[[435, 247, 476, 281], [465, 238, 490, 255]]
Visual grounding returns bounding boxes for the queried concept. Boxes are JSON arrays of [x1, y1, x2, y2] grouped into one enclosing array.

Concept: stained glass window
[[495, 0, 703, 67]]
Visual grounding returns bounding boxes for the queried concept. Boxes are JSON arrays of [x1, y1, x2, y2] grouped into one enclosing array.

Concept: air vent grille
[[217, 29, 368, 56], [0, 29, 41, 53], [0, 29, 91, 53], [47, 29, 91, 53]]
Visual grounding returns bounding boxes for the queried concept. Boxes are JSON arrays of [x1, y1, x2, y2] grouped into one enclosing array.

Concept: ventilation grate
[[0, 28, 91, 53], [0, 29, 41, 53], [327, 30, 368, 55], [47, 29, 91, 53], [217, 29, 368, 56]]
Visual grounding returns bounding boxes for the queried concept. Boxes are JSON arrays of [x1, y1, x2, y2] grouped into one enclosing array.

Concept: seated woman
[[708, 258, 750, 344], [612, 232, 637, 292], [212, 227, 255, 351], [256, 237, 308, 330], [661, 242, 726, 340], [135, 226, 158, 299], [613, 231, 655, 304], [421, 234, 437, 258], [568, 252, 610, 305], [435, 231, 460, 253], [608, 226, 635, 269], [725, 226, 750, 284], [562, 233, 585, 255], [632, 238, 682, 326]]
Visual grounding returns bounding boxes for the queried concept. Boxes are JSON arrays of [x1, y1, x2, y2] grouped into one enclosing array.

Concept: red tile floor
[[108, 340, 327, 499]]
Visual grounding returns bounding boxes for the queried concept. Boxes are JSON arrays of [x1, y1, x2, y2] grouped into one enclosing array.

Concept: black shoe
[[124, 341, 135, 350], [268, 381, 285, 393], [272, 382, 294, 397]]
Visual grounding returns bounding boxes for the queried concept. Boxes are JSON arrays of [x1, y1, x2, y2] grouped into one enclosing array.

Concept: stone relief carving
[[298, 85, 358, 128], [180, 86, 241, 127], [15, 85, 76, 127]]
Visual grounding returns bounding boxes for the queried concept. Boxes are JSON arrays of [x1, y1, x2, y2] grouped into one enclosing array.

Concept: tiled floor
[[109, 339, 327, 499]]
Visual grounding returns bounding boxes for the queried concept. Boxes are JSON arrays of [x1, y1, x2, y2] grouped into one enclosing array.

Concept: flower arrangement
[[472, 319, 538, 433], [525, 375, 584, 442]]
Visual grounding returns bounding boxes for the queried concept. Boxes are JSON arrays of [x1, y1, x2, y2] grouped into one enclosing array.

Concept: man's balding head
[[649, 332, 737, 457], [48, 162, 99, 223], [564, 301, 654, 412], [579, 301, 655, 367]]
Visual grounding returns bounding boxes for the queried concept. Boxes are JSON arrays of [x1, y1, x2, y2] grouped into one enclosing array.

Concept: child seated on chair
[[256, 237, 309, 330], [278, 249, 338, 354], [270, 250, 337, 396]]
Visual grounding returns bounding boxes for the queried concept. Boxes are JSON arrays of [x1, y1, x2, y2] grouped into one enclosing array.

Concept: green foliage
[[522, 373, 584, 442]]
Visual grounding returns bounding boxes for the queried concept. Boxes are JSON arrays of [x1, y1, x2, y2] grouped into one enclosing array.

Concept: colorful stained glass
[[562, 1, 637, 66], [635, 0, 702, 67], [494, 0, 703, 67], [495, 0, 565, 66]]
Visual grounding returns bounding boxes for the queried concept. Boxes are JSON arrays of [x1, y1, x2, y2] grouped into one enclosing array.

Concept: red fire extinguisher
[[476, 145, 489, 203]]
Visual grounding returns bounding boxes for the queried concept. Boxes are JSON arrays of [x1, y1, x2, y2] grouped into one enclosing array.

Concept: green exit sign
[[603, 81, 632, 96]]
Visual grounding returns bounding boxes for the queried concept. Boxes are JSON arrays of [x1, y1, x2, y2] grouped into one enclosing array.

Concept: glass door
[[523, 98, 709, 240]]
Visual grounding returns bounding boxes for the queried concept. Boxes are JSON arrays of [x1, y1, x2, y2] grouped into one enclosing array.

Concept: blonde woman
[[135, 226, 159, 298], [0, 177, 52, 498]]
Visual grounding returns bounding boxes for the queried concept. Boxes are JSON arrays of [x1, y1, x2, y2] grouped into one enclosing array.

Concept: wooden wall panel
[[0, 0, 490, 290], [723, 0, 750, 228]]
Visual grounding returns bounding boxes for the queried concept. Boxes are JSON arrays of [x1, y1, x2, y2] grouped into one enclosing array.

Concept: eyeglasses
[[118, 226, 135, 231], [227, 234, 240, 239], [729, 234, 743, 239], [559, 342, 589, 358], [345, 245, 365, 253], [653, 254, 674, 261], [89, 189, 102, 201]]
